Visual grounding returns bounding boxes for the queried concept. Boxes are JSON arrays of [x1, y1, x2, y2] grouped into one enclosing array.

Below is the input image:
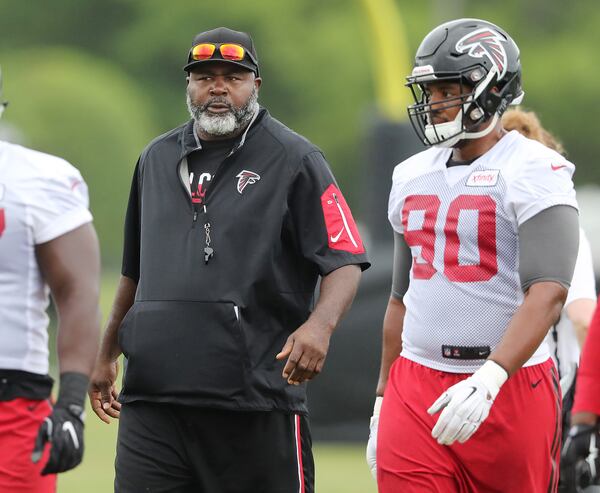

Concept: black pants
[[115, 402, 314, 493]]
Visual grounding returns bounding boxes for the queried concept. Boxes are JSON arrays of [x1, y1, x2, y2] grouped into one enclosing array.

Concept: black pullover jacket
[[119, 108, 369, 413]]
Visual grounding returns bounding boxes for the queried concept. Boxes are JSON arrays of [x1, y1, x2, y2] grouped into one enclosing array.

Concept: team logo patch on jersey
[[236, 170, 260, 194], [466, 169, 500, 187], [455, 28, 508, 79]]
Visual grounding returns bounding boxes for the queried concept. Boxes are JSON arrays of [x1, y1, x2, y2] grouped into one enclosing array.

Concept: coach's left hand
[[427, 360, 508, 446], [276, 320, 332, 385]]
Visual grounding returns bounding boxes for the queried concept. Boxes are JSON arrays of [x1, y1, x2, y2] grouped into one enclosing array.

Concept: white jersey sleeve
[[504, 148, 577, 226], [0, 142, 92, 374], [388, 168, 404, 234], [388, 150, 445, 234], [546, 228, 595, 378], [28, 156, 92, 244], [566, 228, 596, 305]]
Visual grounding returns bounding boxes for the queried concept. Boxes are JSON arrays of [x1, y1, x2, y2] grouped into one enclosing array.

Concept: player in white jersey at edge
[[365, 19, 579, 493], [503, 107, 598, 492], [0, 67, 100, 492], [502, 108, 597, 386], [548, 228, 596, 383]]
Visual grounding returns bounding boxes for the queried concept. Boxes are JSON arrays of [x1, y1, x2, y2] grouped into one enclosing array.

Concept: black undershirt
[[446, 156, 476, 168], [121, 136, 236, 283], [0, 369, 54, 401], [188, 138, 235, 205]]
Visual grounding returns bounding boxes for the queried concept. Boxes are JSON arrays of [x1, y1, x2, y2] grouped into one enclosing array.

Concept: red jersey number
[[401, 195, 440, 280], [401, 194, 498, 282]]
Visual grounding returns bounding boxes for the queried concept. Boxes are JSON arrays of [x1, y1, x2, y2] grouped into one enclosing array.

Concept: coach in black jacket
[[89, 27, 369, 493]]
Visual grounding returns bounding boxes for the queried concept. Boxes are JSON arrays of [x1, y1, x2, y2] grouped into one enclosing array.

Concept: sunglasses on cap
[[190, 43, 257, 64]]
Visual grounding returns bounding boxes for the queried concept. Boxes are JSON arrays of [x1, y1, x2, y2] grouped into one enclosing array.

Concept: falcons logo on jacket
[[236, 170, 260, 194], [455, 28, 508, 79]]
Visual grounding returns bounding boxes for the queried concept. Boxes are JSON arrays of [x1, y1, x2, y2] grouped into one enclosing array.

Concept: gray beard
[[186, 88, 258, 137]]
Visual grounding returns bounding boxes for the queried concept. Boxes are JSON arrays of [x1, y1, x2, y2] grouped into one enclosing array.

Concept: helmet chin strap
[[430, 112, 500, 149], [462, 113, 500, 140]]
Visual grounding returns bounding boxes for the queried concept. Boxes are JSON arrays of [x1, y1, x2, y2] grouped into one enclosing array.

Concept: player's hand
[[427, 360, 508, 446], [275, 320, 332, 385], [366, 397, 383, 479], [88, 358, 121, 424], [560, 422, 600, 491], [31, 372, 88, 475], [32, 404, 84, 474]]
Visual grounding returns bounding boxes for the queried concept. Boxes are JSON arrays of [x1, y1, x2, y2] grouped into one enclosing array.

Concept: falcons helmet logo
[[455, 28, 508, 79], [236, 170, 260, 194]]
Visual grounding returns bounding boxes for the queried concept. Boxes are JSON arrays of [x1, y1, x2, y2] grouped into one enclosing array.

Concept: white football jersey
[[546, 228, 596, 379], [388, 131, 578, 373], [0, 141, 92, 374]]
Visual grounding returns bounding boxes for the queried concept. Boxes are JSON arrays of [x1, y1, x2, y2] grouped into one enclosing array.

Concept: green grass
[[313, 444, 377, 493], [53, 271, 377, 492]]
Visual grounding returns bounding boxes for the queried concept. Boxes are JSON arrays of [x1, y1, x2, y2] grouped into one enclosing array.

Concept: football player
[[501, 108, 597, 469], [502, 108, 596, 384], [366, 19, 579, 493], [0, 66, 101, 492], [561, 299, 600, 493]]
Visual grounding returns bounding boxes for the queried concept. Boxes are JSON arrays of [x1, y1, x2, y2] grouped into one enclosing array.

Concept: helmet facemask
[[406, 65, 511, 148]]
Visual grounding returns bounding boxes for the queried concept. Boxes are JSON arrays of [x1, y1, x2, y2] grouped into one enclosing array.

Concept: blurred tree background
[[0, 0, 600, 267], [1, 0, 599, 267]]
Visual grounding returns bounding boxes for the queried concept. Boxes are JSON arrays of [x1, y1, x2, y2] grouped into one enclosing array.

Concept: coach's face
[[187, 62, 260, 110], [186, 62, 261, 139]]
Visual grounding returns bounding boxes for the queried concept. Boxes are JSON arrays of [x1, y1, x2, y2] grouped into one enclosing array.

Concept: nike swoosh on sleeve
[[330, 229, 344, 242]]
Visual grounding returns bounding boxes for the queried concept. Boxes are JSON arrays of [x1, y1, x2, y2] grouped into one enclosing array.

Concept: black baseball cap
[[183, 27, 260, 76]]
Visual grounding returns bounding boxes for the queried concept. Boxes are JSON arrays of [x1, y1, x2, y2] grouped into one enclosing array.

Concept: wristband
[[372, 396, 383, 418], [56, 372, 89, 411], [476, 360, 508, 400]]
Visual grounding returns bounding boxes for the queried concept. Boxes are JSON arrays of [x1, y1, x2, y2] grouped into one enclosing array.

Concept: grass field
[[50, 272, 377, 492]]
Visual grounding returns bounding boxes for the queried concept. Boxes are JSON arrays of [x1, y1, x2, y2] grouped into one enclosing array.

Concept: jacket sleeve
[[121, 161, 141, 283], [287, 151, 370, 275]]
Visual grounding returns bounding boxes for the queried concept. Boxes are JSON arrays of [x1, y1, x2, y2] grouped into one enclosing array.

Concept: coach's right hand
[[366, 396, 383, 479], [88, 359, 121, 423], [276, 319, 332, 385]]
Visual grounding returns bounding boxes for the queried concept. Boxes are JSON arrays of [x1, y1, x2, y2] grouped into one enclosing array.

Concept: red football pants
[[378, 357, 562, 493], [0, 398, 56, 493]]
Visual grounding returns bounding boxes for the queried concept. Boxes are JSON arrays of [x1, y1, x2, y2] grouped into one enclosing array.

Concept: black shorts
[[115, 402, 314, 493]]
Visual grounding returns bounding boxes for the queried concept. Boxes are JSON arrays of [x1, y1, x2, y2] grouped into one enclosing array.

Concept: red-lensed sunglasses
[[190, 43, 256, 64]]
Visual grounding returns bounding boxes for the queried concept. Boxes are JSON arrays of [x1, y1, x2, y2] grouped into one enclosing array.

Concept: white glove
[[427, 360, 508, 446], [366, 396, 383, 479]]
